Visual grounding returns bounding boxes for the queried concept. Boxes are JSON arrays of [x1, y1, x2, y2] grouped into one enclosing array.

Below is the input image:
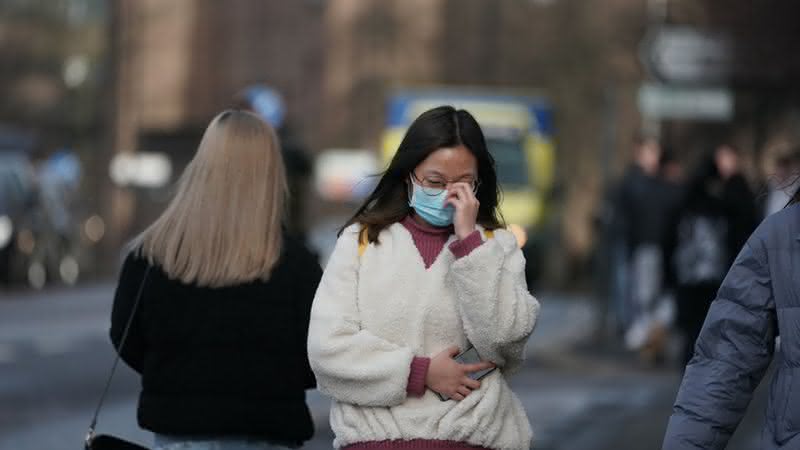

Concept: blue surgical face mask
[[408, 178, 454, 227]]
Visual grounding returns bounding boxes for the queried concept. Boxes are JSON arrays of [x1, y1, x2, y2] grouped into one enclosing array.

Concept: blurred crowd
[[600, 136, 800, 367]]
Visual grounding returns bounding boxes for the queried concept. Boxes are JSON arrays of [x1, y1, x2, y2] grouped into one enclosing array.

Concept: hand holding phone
[[454, 346, 496, 380], [427, 346, 496, 402]]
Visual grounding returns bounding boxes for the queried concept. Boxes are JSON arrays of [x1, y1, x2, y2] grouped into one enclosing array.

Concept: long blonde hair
[[137, 110, 287, 287]]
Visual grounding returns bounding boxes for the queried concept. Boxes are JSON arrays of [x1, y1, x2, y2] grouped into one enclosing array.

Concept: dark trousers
[[677, 283, 719, 367]]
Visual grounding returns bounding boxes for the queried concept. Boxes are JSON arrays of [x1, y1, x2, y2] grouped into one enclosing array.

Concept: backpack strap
[[358, 227, 369, 257]]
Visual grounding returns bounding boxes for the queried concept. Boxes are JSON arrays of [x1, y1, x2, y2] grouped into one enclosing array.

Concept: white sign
[[110, 152, 172, 188], [641, 27, 733, 84], [638, 83, 733, 121]]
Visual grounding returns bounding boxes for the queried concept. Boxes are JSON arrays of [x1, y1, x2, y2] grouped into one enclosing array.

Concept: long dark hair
[[341, 105, 504, 242]]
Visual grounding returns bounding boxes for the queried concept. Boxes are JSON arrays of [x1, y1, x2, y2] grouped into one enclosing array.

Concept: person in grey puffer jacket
[[662, 189, 800, 449]]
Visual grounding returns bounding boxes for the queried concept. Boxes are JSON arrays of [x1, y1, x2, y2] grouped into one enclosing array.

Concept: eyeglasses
[[411, 172, 480, 196]]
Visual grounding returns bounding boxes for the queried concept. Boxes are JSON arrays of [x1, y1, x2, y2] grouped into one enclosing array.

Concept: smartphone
[[436, 346, 496, 401]]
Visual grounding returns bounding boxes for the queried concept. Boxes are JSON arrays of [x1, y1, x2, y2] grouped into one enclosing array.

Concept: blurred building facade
[[645, 0, 800, 175], [107, 0, 325, 247], [4, 0, 800, 280], [0, 0, 108, 149], [110, 0, 649, 279], [105, 0, 800, 280]]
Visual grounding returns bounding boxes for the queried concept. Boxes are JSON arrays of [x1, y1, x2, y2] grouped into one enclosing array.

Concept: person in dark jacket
[[110, 110, 322, 449], [662, 188, 800, 449], [663, 144, 759, 367], [615, 137, 674, 353]]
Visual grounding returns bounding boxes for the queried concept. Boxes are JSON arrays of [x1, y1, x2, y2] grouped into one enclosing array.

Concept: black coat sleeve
[[109, 252, 150, 373], [290, 240, 323, 390]]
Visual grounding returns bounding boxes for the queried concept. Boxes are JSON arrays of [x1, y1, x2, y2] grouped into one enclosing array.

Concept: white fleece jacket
[[307, 223, 540, 449]]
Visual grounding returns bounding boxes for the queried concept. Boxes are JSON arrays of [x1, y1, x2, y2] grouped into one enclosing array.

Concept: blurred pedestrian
[[636, 148, 686, 363], [307, 106, 540, 450], [615, 137, 672, 355], [764, 144, 800, 217], [662, 184, 800, 450], [110, 110, 321, 449], [233, 86, 312, 238], [663, 144, 758, 367]]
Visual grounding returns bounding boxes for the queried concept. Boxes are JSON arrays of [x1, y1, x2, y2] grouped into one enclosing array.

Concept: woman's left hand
[[446, 183, 479, 240]]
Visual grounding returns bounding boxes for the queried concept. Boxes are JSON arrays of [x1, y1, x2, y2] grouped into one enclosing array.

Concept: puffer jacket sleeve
[[662, 234, 777, 450], [447, 229, 540, 375], [307, 224, 415, 407]]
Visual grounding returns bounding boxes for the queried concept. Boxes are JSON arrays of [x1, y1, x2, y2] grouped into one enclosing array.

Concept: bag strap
[[86, 265, 151, 444], [357, 226, 496, 258], [358, 227, 369, 257]]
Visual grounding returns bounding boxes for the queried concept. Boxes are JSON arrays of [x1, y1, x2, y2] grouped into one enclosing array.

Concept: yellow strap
[[484, 229, 495, 240], [358, 227, 369, 257]]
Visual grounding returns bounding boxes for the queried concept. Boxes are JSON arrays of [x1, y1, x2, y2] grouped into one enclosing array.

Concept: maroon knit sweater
[[342, 216, 487, 450]]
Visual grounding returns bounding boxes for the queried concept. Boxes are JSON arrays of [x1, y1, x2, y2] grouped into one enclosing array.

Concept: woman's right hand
[[425, 346, 495, 401]]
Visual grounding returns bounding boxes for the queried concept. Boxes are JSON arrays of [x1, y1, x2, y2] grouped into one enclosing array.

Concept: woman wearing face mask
[[308, 106, 540, 450]]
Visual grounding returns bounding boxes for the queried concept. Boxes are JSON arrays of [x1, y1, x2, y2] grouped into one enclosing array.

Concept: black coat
[[662, 167, 758, 290], [110, 237, 321, 445], [615, 164, 675, 250]]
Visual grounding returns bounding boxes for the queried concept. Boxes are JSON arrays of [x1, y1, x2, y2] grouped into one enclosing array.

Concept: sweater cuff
[[406, 357, 431, 397], [448, 230, 484, 259]]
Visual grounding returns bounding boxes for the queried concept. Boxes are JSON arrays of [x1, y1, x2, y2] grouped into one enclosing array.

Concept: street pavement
[[0, 284, 767, 449]]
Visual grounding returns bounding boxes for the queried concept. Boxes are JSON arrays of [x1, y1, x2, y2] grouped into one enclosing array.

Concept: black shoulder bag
[[85, 266, 152, 450]]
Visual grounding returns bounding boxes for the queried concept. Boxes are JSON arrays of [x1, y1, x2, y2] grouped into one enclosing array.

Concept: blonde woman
[[110, 110, 321, 450], [308, 106, 540, 450]]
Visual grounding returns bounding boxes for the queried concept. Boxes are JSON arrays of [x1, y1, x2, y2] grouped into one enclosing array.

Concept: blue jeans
[[153, 434, 292, 450]]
